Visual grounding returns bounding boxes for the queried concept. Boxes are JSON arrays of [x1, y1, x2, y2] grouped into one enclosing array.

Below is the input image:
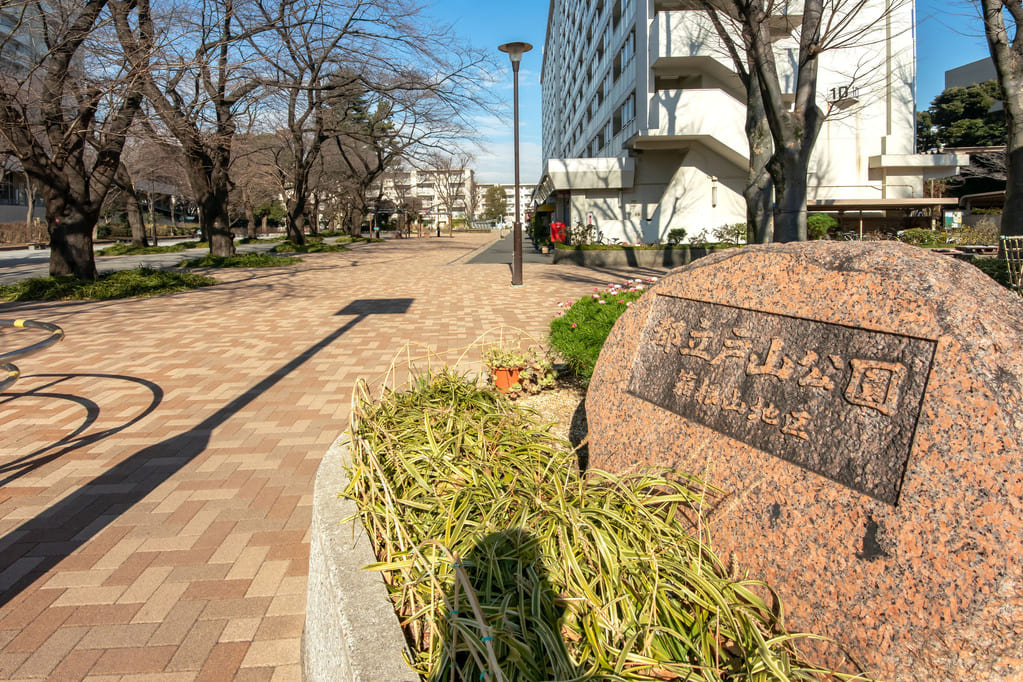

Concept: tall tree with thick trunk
[[705, 0, 910, 242], [980, 0, 1023, 240], [703, 5, 774, 242], [0, 0, 144, 278], [119, 0, 268, 257]]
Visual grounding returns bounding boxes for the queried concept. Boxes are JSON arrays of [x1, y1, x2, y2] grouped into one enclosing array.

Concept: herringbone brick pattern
[[0, 234, 667, 680]]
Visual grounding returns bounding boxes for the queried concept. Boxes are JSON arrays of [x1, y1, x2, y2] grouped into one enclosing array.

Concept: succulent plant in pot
[[482, 345, 556, 397]]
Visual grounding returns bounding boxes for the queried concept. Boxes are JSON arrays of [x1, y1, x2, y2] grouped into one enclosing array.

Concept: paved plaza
[[0, 233, 666, 681]]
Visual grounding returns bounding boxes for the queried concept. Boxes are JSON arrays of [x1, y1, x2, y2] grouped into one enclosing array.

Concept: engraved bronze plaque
[[627, 294, 937, 505]]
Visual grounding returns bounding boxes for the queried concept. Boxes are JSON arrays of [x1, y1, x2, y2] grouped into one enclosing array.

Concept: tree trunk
[[147, 191, 159, 246], [745, 75, 774, 243], [980, 0, 1023, 247], [245, 201, 257, 239], [310, 195, 320, 235], [769, 148, 810, 242], [23, 172, 33, 233], [126, 190, 148, 247], [198, 190, 235, 257], [46, 197, 98, 279]]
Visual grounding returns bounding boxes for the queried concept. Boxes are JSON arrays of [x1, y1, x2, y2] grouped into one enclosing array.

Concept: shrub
[[897, 228, 946, 247], [529, 213, 550, 247], [666, 227, 687, 245], [807, 213, 837, 240], [549, 280, 652, 386], [951, 222, 999, 245], [712, 222, 747, 245]]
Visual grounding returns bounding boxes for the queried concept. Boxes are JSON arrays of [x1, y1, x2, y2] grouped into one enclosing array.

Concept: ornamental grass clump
[[344, 371, 831, 681]]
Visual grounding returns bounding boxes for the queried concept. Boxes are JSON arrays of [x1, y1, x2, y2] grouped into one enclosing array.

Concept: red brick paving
[[0, 234, 667, 680]]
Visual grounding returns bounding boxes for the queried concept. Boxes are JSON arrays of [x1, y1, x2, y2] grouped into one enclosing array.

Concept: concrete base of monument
[[586, 241, 1023, 680]]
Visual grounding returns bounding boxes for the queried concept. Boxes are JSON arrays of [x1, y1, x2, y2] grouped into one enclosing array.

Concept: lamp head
[[498, 42, 533, 64]]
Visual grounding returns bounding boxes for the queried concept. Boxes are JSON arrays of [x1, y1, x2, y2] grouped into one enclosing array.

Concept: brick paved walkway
[[0, 234, 667, 681]]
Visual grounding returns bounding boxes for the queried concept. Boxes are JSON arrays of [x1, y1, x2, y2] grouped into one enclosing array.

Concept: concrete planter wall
[[552, 245, 717, 268], [303, 438, 417, 682]]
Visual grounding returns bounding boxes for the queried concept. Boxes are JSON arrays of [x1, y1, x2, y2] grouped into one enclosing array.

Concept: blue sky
[[440, 0, 995, 184]]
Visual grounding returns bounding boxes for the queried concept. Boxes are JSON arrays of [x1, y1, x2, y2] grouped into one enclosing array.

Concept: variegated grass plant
[[344, 371, 846, 681]]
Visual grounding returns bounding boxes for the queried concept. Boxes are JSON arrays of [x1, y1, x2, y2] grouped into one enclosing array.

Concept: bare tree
[[980, 0, 1023, 240], [464, 175, 483, 229], [250, 0, 494, 244], [118, 0, 273, 257], [702, 6, 774, 242], [428, 152, 471, 237], [0, 0, 144, 278], [704, 0, 911, 241], [230, 132, 280, 238]]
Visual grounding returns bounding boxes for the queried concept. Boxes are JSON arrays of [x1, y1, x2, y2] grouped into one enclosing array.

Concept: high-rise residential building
[[535, 0, 967, 242]]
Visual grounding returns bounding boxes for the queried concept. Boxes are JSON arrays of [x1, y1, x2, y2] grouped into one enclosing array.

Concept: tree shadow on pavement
[[0, 298, 413, 606]]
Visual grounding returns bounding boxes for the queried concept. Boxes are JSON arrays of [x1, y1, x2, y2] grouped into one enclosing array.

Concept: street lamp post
[[499, 41, 532, 286]]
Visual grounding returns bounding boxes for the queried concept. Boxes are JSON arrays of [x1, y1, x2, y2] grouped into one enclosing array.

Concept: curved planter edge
[[303, 436, 417, 682]]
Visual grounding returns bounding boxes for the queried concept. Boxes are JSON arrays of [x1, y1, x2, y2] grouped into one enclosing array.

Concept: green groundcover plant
[[270, 240, 349, 254], [345, 372, 837, 681], [180, 253, 301, 268], [96, 243, 189, 256], [550, 279, 653, 387], [0, 267, 216, 301]]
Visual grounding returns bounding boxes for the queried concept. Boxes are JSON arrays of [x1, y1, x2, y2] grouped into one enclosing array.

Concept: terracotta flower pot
[[491, 367, 522, 393]]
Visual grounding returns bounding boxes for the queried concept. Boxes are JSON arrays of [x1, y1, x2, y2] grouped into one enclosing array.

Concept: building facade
[[537, 0, 965, 242], [371, 168, 475, 224], [475, 183, 537, 222]]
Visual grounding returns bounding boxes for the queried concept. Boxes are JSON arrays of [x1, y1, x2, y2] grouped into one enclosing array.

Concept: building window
[[621, 92, 636, 124]]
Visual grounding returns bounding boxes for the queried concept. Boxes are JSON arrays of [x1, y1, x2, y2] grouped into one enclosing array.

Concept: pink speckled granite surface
[[586, 241, 1023, 680]]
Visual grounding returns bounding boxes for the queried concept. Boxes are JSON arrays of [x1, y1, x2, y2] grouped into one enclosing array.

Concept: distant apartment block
[[371, 168, 475, 221], [536, 0, 966, 242], [475, 183, 537, 221]]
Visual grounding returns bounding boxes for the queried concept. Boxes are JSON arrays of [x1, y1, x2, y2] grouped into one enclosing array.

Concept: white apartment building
[[536, 0, 966, 242], [371, 168, 475, 223], [476, 183, 537, 222]]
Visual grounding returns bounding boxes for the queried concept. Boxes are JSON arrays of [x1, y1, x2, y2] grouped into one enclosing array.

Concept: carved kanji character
[[747, 337, 795, 380], [710, 328, 754, 365], [720, 387, 745, 412], [760, 403, 780, 425], [652, 317, 680, 352], [844, 359, 906, 416], [782, 411, 812, 440], [673, 370, 698, 400], [747, 397, 765, 421], [680, 319, 715, 361], [694, 379, 721, 406]]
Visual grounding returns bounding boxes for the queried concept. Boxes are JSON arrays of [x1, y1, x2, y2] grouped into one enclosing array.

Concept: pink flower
[[598, 300, 606, 305], [626, 301, 633, 307], [571, 323, 578, 328], [592, 294, 600, 298]]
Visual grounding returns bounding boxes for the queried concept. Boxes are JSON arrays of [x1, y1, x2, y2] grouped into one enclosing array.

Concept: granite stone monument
[[586, 241, 1023, 680]]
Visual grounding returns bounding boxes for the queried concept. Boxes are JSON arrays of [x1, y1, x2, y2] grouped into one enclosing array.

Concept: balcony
[[651, 12, 797, 97], [630, 89, 749, 168]]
